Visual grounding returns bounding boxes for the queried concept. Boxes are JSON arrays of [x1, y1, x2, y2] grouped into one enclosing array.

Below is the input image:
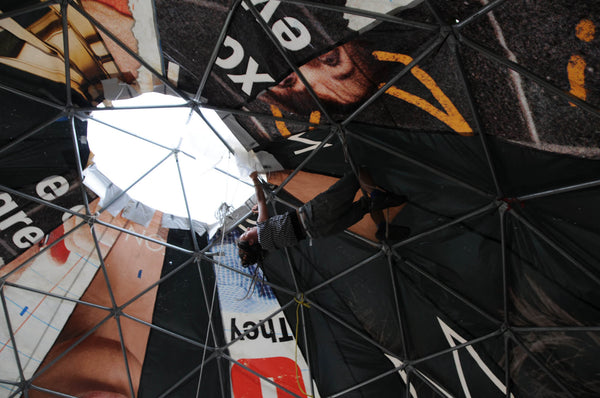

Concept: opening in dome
[[87, 92, 254, 226]]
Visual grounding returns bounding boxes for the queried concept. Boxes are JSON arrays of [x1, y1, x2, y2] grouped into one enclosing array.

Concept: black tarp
[[139, 230, 230, 398], [259, 123, 600, 397], [0, 90, 92, 264]]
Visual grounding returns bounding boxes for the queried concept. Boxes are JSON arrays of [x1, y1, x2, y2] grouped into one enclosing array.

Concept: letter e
[[272, 17, 311, 51], [36, 176, 69, 201], [14, 226, 44, 248]]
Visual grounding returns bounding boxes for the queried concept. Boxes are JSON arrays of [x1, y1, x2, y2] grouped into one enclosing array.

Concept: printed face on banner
[[255, 40, 474, 136], [179, 0, 599, 157], [259, 43, 383, 115]]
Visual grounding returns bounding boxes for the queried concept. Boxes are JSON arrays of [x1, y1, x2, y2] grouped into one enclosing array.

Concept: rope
[[215, 202, 233, 225], [294, 294, 313, 397], [238, 265, 262, 301]]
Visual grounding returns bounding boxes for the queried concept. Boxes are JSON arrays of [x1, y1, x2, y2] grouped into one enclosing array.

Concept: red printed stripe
[[94, 0, 132, 16]]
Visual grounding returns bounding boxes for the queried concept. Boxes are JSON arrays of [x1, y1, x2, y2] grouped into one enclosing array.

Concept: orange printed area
[[575, 19, 596, 42], [308, 111, 321, 130], [373, 51, 473, 135], [271, 105, 292, 136], [271, 106, 321, 136], [568, 19, 595, 107], [568, 55, 587, 106]]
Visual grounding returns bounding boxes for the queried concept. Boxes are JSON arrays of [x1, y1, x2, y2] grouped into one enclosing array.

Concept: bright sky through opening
[[87, 93, 254, 225]]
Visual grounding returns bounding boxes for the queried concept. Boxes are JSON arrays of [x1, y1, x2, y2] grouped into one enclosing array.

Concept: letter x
[[228, 57, 275, 95]]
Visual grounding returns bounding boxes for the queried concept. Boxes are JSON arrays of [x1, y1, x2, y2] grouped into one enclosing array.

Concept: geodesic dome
[[1, 1, 600, 397]]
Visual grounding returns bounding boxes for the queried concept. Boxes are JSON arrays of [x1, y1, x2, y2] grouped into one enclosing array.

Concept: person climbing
[[237, 170, 410, 266]]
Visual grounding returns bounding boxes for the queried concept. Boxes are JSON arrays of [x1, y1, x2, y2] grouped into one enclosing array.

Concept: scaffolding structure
[[1, 0, 599, 397]]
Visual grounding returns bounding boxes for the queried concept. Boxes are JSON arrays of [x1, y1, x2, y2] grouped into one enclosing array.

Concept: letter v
[[438, 317, 515, 398], [373, 51, 473, 135]]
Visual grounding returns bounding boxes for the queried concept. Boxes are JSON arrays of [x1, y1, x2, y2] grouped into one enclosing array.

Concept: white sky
[[87, 92, 255, 225]]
